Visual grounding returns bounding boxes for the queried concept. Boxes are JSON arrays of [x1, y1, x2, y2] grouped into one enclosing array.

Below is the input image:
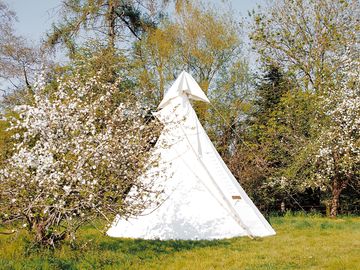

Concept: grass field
[[1, 214, 359, 270]]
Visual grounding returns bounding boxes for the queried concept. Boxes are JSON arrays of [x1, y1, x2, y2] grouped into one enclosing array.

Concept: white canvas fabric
[[158, 70, 210, 109], [107, 71, 276, 240]]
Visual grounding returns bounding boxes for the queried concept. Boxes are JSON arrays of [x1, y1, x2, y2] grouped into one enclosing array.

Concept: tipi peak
[[158, 71, 210, 109]]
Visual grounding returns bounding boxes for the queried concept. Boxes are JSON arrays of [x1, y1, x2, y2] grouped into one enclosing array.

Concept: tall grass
[[1, 215, 359, 269]]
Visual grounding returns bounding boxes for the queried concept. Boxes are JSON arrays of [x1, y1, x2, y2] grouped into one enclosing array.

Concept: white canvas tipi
[[107, 71, 276, 240]]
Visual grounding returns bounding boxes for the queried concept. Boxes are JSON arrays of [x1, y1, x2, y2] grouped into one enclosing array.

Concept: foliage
[[0, 216, 359, 269], [0, 68, 163, 247], [46, 0, 169, 55], [252, 66, 291, 124], [134, 0, 244, 113], [311, 50, 360, 216], [250, 0, 360, 93], [249, 0, 360, 216], [0, 116, 13, 166], [206, 58, 252, 156], [225, 66, 315, 212]]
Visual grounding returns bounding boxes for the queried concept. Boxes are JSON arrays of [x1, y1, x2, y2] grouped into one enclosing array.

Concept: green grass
[[1, 215, 359, 270]]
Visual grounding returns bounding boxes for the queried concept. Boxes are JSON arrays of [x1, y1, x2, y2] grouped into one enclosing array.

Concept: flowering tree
[[261, 51, 360, 216], [313, 51, 360, 217], [249, 0, 360, 214], [0, 70, 163, 246]]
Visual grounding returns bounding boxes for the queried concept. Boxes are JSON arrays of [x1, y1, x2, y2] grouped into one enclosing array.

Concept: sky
[[5, 0, 264, 43], [6, 0, 62, 42]]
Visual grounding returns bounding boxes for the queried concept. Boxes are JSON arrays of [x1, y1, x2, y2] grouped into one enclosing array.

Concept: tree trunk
[[33, 219, 67, 247], [107, 0, 116, 50], [34, 221, 46, 244], [330, 179, 342, 217]]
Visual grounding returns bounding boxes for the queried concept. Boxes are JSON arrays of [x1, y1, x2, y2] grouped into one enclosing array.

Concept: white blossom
[[0, 69, 163, 244], [312, 49, 360, 190]]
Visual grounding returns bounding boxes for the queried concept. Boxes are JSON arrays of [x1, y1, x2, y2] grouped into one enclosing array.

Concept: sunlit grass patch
[[1, 215, 359, 269]]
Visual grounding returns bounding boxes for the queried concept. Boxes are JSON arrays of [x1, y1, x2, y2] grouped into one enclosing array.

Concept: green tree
[[250, 0, 359, 93], [226, 67, 317, 212], [46, 0, 167, 56], [250, 0, 360, 216], [134, 1, 243, 119], [252, 66, 290, 125]]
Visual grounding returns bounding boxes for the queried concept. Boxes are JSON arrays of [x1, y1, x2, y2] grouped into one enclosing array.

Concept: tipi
[[107, 71, 276, 240]]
